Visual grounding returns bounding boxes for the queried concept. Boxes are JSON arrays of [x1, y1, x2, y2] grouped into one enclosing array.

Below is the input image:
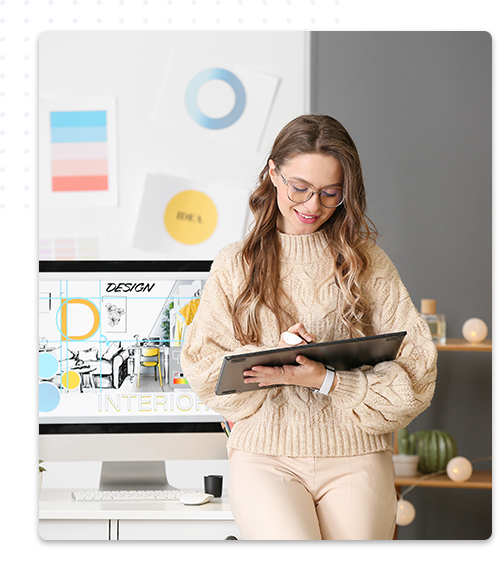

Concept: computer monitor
[[38, 261, 228, 490]]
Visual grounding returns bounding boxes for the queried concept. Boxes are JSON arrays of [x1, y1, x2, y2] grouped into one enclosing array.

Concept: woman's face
[[269, 153, 343, 235]]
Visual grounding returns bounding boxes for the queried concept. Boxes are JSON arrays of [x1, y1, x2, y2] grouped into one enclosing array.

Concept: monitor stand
[[99, 461, 177, 490]]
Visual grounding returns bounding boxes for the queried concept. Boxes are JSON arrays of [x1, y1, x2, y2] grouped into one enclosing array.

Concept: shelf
[[395, 470, 492, 490], [436, 338, 492, 352]]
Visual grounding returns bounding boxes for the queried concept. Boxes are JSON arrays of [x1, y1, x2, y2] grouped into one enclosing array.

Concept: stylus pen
[[299, 334, 313, 345]]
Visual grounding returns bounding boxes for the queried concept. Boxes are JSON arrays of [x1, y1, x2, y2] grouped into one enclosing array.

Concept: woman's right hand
[[278, 323, 316, 348]]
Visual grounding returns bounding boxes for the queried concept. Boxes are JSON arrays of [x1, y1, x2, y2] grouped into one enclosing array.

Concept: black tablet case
[[214, 331, 407, 395]]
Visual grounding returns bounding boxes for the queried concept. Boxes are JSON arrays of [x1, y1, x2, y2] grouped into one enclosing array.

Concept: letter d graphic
[[60, 298, 100, 341]]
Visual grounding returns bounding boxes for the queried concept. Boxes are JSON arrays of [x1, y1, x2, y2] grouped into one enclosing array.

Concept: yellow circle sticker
[[61, 370, 81, 391], [164, 190, 218, 245]]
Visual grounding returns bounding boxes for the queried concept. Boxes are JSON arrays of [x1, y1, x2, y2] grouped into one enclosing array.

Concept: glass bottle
[[421, 299, 446, 344]]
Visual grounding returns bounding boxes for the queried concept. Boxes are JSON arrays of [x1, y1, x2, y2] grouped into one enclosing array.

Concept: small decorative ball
[[396, 499, 416, 526], [462, 318, 488, 343], [446, 456, 473, 482]]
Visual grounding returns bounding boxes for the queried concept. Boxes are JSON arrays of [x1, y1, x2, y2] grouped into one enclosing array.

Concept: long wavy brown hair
[[232, 115, 378, 344]]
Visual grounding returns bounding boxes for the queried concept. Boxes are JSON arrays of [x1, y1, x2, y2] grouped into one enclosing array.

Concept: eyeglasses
[[278, 170, 344, 209]]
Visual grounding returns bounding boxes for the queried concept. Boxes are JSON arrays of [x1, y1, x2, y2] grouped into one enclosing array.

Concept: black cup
[[204, 474, 223, 498]]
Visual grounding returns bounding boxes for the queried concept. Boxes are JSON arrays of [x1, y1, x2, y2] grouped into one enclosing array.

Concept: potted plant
[[393, 428, 420, 477], [39, 460, 46, 497]]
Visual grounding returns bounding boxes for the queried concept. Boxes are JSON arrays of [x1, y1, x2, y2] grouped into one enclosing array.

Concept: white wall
[[39, 31, 310, 261]]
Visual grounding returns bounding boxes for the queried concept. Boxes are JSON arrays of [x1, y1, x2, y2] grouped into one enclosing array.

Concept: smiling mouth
[[295, 209, 319, 222]]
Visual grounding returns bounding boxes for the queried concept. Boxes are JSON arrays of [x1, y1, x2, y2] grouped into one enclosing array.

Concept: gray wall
[[311, 31, 491, 540]]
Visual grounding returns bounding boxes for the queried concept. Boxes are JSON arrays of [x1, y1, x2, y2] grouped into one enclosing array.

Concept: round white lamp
[[396, 499, 416, 526], [462, 318, 488, 343], [446, 456, 473, 482]]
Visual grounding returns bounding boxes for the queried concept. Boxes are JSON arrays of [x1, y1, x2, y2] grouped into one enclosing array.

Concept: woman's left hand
[[243, 355, 326, 389]]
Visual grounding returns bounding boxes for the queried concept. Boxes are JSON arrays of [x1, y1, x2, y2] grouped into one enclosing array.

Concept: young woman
[[180, 115, 437, 540]]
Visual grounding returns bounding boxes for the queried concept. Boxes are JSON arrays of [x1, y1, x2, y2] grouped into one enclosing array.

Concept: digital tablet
[[214, 331, 407, 395]]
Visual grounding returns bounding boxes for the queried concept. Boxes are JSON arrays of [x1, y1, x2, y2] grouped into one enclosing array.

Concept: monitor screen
[[39, 261, 227, 489]]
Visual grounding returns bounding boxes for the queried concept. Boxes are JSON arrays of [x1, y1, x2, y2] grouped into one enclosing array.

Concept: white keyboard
[[72, 489, 197, 502]]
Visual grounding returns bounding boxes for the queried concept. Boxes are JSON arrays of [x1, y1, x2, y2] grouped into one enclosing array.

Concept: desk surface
[[39, 489, 235, 521]]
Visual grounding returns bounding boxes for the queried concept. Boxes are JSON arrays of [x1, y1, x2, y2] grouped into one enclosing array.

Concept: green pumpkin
[[415, 430, 457, 474]]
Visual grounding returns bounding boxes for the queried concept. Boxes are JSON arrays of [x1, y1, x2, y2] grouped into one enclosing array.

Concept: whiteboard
[[38, 31, 310, 261]]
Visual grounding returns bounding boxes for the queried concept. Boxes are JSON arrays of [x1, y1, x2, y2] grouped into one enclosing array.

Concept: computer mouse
[[179, 492, 214, 505]]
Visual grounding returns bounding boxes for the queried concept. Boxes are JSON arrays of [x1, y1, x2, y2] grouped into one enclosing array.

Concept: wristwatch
[[314, 366, 335, 395]]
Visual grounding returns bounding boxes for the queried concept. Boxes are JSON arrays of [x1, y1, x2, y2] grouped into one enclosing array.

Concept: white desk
[[39, 489, 241, 541]]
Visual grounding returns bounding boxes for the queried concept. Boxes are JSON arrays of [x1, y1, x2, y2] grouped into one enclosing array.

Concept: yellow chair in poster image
[[137, 347, 163, 389]]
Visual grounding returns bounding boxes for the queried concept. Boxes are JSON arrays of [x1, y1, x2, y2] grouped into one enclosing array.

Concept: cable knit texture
[[181, 230, 437, 458]]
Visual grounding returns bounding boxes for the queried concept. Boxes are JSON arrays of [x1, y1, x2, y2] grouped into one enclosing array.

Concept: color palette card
[[39, 98, 118, 208], [50, 110, 108, 193]]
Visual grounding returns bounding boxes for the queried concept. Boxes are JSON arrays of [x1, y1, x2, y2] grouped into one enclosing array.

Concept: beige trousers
[[229, 448, 397, 540]]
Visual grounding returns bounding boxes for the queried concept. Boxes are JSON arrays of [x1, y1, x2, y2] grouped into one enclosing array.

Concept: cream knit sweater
[[181, 230, 437, 458]]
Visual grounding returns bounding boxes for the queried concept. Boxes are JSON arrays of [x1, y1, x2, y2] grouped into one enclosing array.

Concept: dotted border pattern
[[0, 1, 343, 215]]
